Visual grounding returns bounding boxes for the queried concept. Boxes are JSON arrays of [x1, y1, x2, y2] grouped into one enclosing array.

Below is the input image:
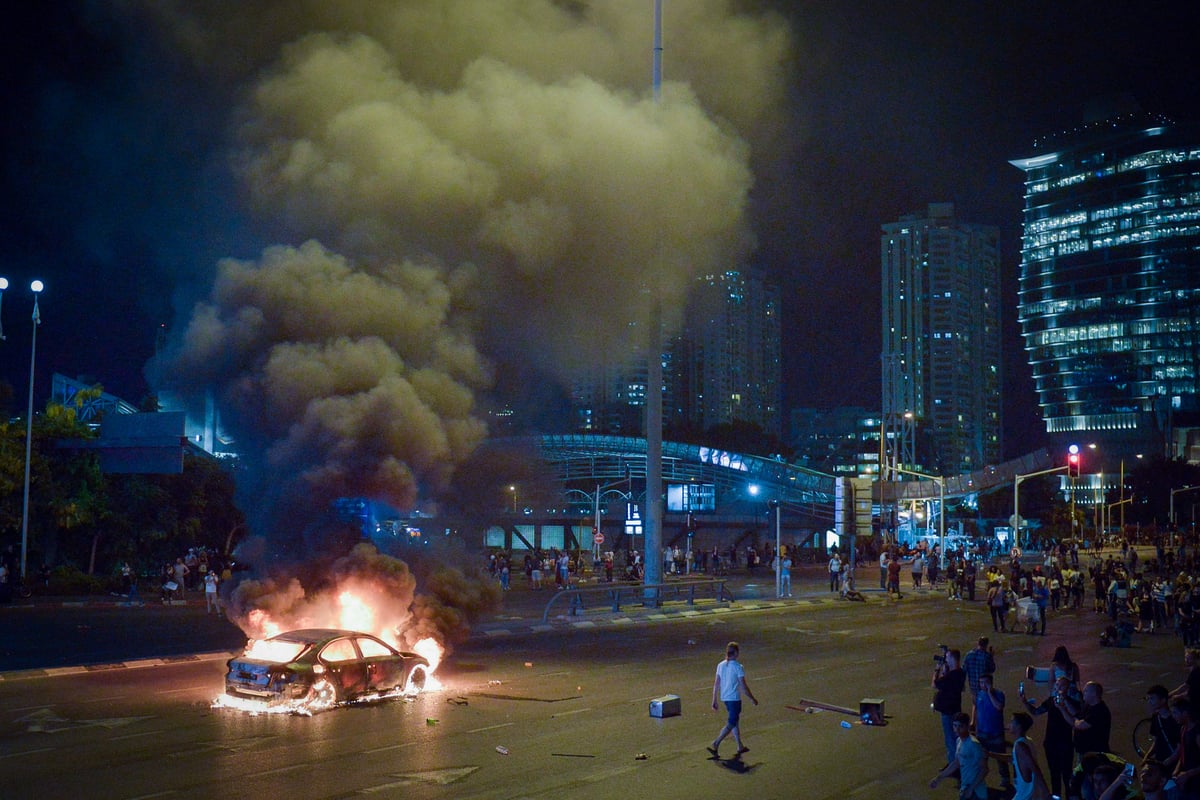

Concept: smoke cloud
[[145, 1, 791, 639], [151, 0, 790, 521]]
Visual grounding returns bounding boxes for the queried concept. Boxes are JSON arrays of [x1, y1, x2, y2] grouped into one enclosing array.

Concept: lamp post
[[1013, 465, 1069, 552], [508, 485, 518, 514], [20, 280, 44, 580], [1171, 486, 1200, 549], [769, 499, 781, 597], [0, 276, 8, 340], [1106, 497, 1134, 543]]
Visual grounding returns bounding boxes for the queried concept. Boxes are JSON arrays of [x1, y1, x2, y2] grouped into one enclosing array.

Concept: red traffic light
[[1067, 452, 1081, 477]]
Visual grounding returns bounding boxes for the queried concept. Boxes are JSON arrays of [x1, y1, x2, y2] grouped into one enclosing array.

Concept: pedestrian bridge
[[492, 435, 1053, 510]]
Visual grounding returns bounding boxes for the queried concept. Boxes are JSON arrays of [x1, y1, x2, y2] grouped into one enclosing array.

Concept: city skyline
[[1, 2, 1198, 481]]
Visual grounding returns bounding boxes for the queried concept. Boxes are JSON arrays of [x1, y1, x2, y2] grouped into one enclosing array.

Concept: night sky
[[1, 1, 1197, 473]]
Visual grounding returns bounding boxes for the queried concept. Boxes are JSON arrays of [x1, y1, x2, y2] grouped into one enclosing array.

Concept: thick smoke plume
[[145, 1, 791, 641]]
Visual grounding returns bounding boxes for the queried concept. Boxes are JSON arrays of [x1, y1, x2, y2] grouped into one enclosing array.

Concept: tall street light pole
[[769, 499, 781, 597], [0, 276, 8, 340], [1013, 465, 1068, 552], [20, 280, 44, 580], [641, 0, 665, 604], [1171, 486, 1200, 549]]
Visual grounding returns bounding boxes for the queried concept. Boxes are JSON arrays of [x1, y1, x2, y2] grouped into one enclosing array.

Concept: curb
[[0, 650, 235, 683]]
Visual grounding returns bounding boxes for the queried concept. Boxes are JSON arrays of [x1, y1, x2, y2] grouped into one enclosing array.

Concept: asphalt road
[[0, 575, 1183, 800]]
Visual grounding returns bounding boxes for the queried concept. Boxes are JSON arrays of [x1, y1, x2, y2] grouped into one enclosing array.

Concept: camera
[[933, 643, 949, 665]]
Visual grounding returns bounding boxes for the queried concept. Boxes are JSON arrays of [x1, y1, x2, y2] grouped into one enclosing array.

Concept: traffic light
[[1067, 445, 1081, 478]]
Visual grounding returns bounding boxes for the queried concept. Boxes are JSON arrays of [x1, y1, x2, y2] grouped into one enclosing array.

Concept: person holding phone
[[1021, 675, 1078, 799]]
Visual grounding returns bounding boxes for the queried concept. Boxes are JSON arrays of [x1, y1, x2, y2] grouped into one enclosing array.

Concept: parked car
[[224, 628, 430, 712]]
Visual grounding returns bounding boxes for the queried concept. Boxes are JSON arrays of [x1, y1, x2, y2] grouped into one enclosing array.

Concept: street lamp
[[1170, 486, 1200, 549], [20, 279, 44, 580], [0, 276, 8, 340], [508, 485, 518, 514], [1013, 464, 1069, 551], [769, 499, 781, 598]]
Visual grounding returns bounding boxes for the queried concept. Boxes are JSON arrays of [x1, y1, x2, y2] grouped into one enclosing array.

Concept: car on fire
[[223, 628, 430, 712]]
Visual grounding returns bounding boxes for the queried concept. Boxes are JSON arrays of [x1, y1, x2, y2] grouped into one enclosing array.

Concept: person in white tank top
[[1008, 711, 1050, 800]]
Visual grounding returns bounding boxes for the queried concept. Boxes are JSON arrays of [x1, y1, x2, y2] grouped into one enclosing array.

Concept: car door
[[355, 636, 404, 691], [319, 637, 369, 699]]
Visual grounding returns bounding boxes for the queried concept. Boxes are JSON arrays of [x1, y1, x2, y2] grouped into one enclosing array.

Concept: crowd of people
[[926, 535, 1200, 800], [154, 547, 228, 614], [929, 634, 1200, 799]]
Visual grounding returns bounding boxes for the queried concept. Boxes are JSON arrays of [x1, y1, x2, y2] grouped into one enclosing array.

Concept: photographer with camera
[[933, 645, 967, 767]]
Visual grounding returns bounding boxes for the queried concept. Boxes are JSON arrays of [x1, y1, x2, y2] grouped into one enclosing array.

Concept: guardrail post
[[610, 589, 621, 612]]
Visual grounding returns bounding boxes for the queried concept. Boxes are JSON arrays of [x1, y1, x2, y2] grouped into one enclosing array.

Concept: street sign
[[594, 532, 605, 544], [1009, 514, 1024, 530]]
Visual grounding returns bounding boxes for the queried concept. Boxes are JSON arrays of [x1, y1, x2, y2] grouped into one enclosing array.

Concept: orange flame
[[412, 636, 443, 673], [235, 581, 446, 678]]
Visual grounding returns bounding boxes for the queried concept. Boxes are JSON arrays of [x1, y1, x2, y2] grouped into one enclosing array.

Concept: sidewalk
[[470, 568, 949, 638]]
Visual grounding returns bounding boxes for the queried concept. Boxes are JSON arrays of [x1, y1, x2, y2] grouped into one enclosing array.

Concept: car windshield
[[243, 639, 308, 663]]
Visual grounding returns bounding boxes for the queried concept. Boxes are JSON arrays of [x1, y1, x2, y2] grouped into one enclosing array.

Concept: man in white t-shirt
[[708, 642, 758, 759]]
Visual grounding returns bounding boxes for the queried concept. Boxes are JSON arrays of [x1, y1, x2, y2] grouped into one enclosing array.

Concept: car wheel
[[405, 665, 428, 695], [307, 679, 340, 710]]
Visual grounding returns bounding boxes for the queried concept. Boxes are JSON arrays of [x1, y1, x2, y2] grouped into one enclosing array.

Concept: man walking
[[708, 641, 758, 759]]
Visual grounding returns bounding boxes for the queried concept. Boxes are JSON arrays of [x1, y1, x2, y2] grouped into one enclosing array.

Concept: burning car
[[222, 628, 430, 713]]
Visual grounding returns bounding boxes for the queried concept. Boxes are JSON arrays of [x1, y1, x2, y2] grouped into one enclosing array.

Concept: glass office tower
[[1012, 112, 1200, 462]]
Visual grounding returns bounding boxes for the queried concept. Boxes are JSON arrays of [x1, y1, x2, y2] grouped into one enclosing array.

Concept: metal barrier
[[540, 578, 734, 623]]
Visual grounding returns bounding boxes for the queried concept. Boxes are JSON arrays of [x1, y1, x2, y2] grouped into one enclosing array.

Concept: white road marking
[[551, 707, 593, 718], [364, 741, 418, 754], [467, 722, 516, 734]]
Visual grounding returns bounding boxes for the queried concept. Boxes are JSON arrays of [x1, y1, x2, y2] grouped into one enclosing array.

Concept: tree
[[0, 393, 245, 578]]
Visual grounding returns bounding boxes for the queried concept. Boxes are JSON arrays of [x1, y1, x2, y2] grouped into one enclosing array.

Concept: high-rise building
[[790, 406, 882, 478], [674, 268, 781, 438], [881, 203, 1002, 476], [572, 267, 781, 440], [1011, 110, 1200, 463]]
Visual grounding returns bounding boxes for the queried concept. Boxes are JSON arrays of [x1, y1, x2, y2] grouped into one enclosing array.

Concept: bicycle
[[1132, 714, 1177, 760], [1132, 716, 1154, 758]]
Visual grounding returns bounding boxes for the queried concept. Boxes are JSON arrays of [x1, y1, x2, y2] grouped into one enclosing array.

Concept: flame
[[412, 636, 442, 672], [412, 637, 445, 691], [337, 590, 376, 633], [247, 608, 283, 639], [235, 581, 447, 681]]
